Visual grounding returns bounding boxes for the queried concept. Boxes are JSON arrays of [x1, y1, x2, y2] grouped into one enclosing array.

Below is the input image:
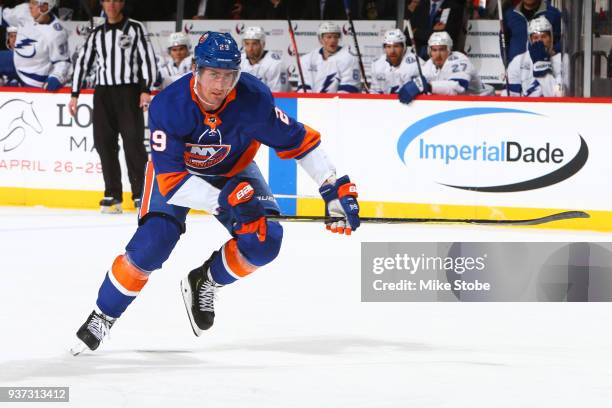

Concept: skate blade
[[180, 277, 203, 337], [70, 340, 89, 356], [101, 204, 123, 214]]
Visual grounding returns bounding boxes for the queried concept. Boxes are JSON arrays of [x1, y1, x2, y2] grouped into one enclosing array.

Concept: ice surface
[[0, 207, 610, 407]]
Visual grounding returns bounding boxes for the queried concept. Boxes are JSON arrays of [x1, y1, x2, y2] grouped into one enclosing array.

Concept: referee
[[69, 0, 157, 214]]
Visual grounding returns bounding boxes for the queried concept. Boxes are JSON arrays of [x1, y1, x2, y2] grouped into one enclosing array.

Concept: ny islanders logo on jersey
[[184, 143, 231, 171]]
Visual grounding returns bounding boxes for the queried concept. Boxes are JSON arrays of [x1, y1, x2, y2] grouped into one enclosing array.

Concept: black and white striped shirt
[[71, 17, 157, 96]]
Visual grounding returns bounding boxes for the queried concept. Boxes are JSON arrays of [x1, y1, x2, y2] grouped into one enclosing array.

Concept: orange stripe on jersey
[[156, 171, 189, 197], [139, 161, 155, 219], [223, 239, 257, 278], [275, 125, 321, 160], [222, 140, 261, 177], [111, 255, 148, 292]]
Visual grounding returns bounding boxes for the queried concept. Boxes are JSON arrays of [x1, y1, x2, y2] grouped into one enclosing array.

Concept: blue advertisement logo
[[396, 107, 588, 192]]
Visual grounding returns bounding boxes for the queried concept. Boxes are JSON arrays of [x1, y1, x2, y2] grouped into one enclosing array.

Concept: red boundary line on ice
[[1, 87, 611, 104]]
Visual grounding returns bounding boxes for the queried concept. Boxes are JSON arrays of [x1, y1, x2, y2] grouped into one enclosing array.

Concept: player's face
[[243, 39, 264, 61], [169, 46, 189, 64], [7, 32, 17, 50], [28, 0, 48, 19], [430, 45, 450, 68], [523, 0, 538, 8], [320, 33, 340, 54], [530, 32, 552, 50], [101, 0, 125, 20], [195, 67, 238, 109], [384, 43, 405, 66]]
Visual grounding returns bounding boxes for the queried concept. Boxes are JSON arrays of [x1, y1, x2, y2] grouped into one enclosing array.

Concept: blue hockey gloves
[[44, 76, 62, 91], [398, 76, 430, 104], [528, 41, 552, 77], [219, 179, 267, 242], [319, 175, 360, 235]]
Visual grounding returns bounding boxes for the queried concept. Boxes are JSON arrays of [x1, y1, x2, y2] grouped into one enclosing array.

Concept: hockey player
[[0, 26, 18, 86], [240, 26, 288, 92], [157, 32, 193, 90], [71, 32, 361, 355], [370, 28, 423, 94], [0, 0, 69, 90], [506, 16, 564, 97], [6, 26, 16, 50], [398, 31, 494, 104], [299, 21, 361, 93]]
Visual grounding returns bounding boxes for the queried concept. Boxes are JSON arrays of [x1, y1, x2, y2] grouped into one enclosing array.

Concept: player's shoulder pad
[[235, 72, 274, 116], [53, 22, 64, 31], [270, 52, 281, 60], [452, 51, 470, 61], [336, 47, 358, 66], [404, 54, 416, 64]]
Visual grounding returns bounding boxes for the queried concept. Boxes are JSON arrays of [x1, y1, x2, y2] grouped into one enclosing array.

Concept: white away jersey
[[157, 56, 192, 89], [0, 3, 70, 87], [300, 46, 361, 93], [422, 51, 493, 96], [507, 51, 565, 97], [240, 50, 288, 92], [370, 52, 423, 94]]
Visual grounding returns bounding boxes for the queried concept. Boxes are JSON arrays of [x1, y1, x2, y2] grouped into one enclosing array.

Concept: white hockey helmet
[[167, 32, 191, 51], [34, 0, 57, 9], [317, 21, 341, 40], [528, 16, 552, 36], [6, 26, 17, 49], [382, 29, 406, 46], [243, 26, 266, 48], [427, 31, 453, 54]]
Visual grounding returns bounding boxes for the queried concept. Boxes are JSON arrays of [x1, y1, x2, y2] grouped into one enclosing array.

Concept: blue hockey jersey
[[148, 72, 320, 201]]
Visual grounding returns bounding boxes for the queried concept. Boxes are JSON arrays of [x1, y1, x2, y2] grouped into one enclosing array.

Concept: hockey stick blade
[[268, 211, 589, 226]]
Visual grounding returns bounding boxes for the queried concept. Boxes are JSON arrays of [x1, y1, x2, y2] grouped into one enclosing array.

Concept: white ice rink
[[1, 207, 611, 407]]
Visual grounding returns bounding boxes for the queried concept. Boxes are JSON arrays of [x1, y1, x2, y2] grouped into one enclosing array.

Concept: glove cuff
[[338, 182, 357, 198], [319, 183, 338, 203], [533, 61, 552, 77], [320, 175, 354, 202]]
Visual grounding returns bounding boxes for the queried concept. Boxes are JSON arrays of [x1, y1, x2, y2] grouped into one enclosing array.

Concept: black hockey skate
[[181, 252, 223, 337], [70, 309, 116, 355], [99, 197, 122, 214]]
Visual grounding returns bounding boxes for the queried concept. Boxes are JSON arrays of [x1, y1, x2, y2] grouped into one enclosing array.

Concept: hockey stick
[[405, 20, 424, 78], [268, 210, 589, 226], [558, 5, 567, 96], [342, 0, 371, 93], [287, 17, 307, 92], [497, 0, 511, 96], [405, 19, 430, 95], [78, 0, 94, 30]]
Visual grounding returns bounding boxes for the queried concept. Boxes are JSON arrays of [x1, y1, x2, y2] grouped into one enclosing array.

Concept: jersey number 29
[[274, 107, 290, 125], [151, 130, 167, 152]]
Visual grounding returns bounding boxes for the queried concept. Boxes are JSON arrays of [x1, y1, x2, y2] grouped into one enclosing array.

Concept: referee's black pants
[[93, 85, 147, 202]]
